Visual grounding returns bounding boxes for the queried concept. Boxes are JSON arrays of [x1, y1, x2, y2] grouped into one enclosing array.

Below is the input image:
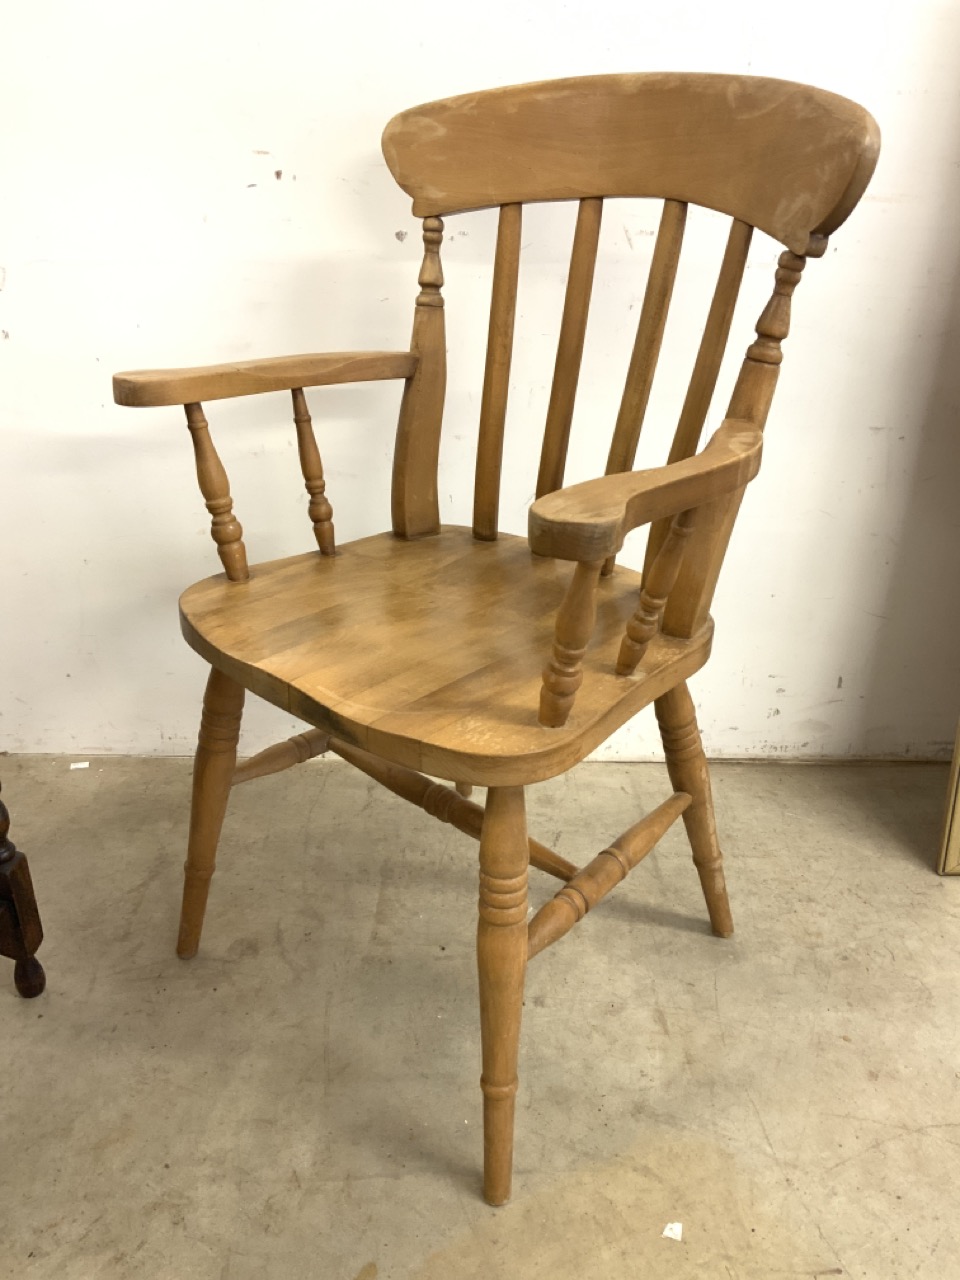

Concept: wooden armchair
[[113, 74, 879, 1204]]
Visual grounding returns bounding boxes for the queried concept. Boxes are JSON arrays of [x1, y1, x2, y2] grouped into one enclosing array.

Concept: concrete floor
[[2, 756, 958, 1279]]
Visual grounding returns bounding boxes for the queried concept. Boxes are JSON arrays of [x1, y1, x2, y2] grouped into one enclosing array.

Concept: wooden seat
[[113, 72, 879, 1205], [180, 528, 713, 785]]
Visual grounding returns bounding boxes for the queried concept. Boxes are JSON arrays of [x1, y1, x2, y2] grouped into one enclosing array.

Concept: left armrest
[[113, 350, 418, 408], [528, 419, 762, 562]]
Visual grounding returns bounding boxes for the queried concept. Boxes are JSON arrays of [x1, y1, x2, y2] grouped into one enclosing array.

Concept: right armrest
[[528, 419, 762, 562], [112, 350, 418, 408]]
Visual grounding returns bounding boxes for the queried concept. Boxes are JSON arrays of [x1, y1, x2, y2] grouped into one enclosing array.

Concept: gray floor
[[1, 756, 957, 1279]]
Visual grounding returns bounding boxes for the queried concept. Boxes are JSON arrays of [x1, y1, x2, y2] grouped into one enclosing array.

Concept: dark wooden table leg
[[0, 784, 45, 998]]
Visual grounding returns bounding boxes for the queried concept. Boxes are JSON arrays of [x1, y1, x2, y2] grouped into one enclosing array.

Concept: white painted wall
[[2, 0, 959, 760]]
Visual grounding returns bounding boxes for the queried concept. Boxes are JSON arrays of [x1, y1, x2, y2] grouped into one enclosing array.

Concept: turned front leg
[[477, 786, 529, 1205], [655, 681, 733, 937], [178, 667, 245, 958]]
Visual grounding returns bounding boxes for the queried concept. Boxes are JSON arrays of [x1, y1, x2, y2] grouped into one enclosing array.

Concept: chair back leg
[[655, 681, 734, 937], [178, 666, 245, 958], [477, 785, 529, 1205]]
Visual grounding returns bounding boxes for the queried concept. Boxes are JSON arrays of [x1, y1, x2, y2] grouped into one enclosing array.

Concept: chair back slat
[[536, 197, 604, 499], [385, 76, 879, 560], [473, 203, 523, 540], [643, 217, 752, 578], [669, 218, 753, 467], [382, 74, 879, 255], [604, 199, 686, 479]]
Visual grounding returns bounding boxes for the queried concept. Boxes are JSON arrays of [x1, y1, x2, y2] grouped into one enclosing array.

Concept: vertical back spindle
[[473, 204, 523, 540], [392, 216, 447, 539], [184, 402, 249, 581], [604, 199, 687, 479], [643, 218, 752, 578], [535, 197, 604, 499], [291, 387, 335, 555], [668, 219, 753, 467]]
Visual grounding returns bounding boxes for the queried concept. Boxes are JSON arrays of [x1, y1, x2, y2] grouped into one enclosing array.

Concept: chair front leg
[[655, 680, 733, 937], [178, 666, 245, 958], [477, 785, 529, 1205]]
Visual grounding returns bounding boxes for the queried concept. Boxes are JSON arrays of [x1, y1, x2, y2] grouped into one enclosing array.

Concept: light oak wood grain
[[292, 388, 336, 555], [473, 204, 523, 539], [323, 735, 577, 881], [232, 727, 329, 786], [178, 667, 245, 958], [605, 199, 687, 479], [527, 790, 690, 958], [644, 218, 753, 576], [617, 508, 697, 675], [662, 249, 810, 639], [382, 73, 879, 252], [392, 218, 447, 538], [114, 351, 417, 407], [179, 528, 714, 787], [536, 197, 603, 498], [184, 403, 249, 582], [114, 72, 879, 1205], [529, 419, 761, 563], [477, 786, 528, 1205], [656, 681, 733, 936], [539, 559, 603, 728]]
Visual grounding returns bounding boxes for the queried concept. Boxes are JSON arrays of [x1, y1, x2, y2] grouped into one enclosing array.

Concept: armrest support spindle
[[184, 402, 249, 581], [616, 507, 697, 675], [292, 388, 335, 554], [539, 560, 603, 728]]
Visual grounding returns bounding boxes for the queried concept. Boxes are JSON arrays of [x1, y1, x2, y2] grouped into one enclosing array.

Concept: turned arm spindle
[[617, 507, 697, 675], [539, 559, 603, 728], [292, 387, 335, 554], [184, 402, 249, 581]]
